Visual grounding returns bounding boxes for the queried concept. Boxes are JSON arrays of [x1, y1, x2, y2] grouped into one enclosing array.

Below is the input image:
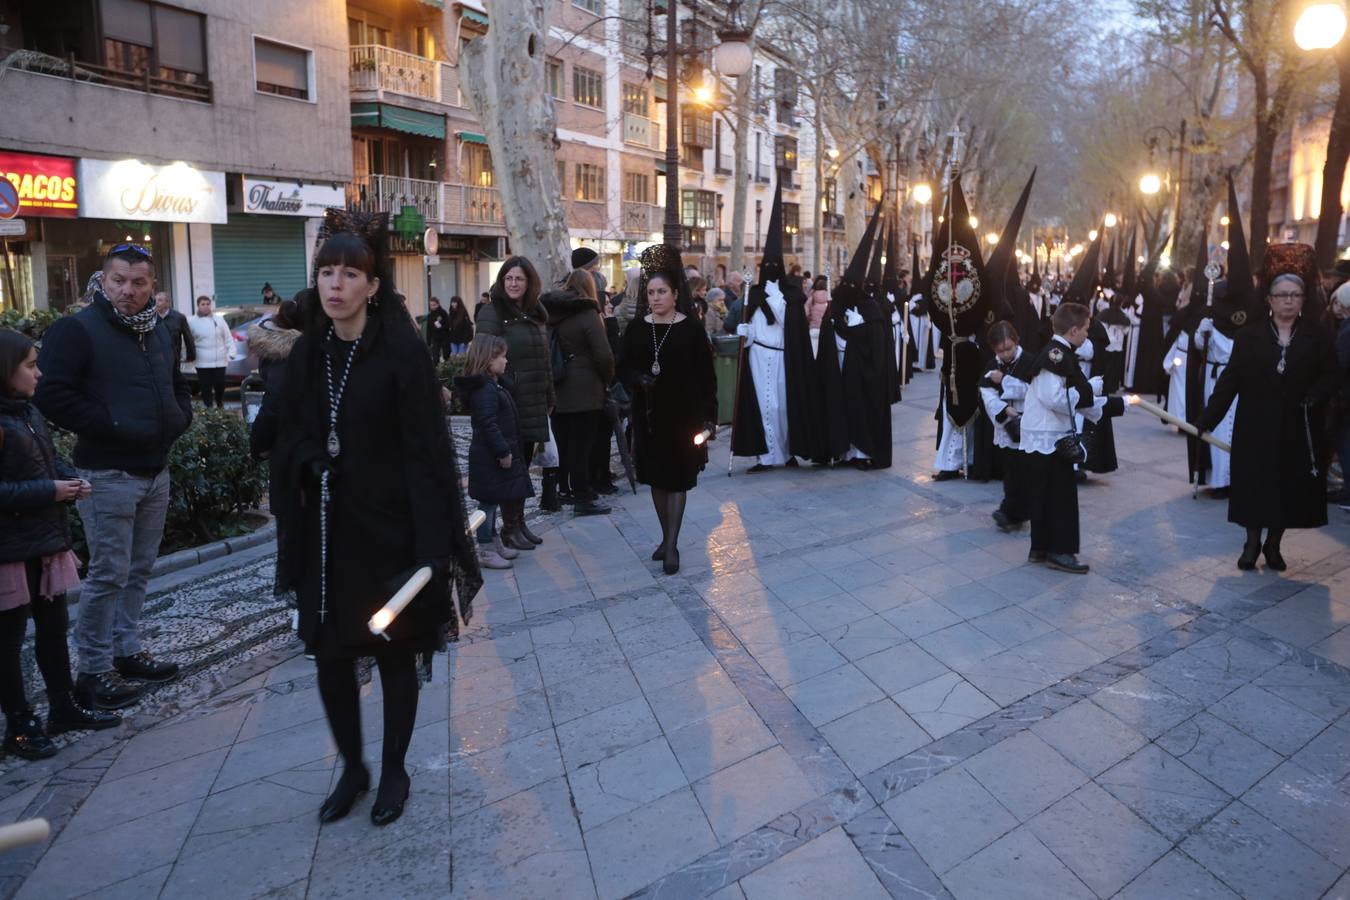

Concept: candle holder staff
[[271, 209, 481, 827]]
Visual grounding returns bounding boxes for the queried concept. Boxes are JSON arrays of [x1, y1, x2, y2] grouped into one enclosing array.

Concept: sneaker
[[114, 651, 179, 683], [477, 547, 513, 570], [75, 671, 142, 710], [4, 715, 57, 760], [47, 699, 121, 734]]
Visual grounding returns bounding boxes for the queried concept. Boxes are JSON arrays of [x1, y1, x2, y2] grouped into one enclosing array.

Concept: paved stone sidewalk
[[7, 372, 1350, 899]]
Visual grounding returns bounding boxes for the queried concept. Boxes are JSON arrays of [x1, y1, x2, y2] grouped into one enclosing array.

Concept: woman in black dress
[[1197, 244, 1338, 571], [618, 246, 717, 575], [272, 210, 480, 827]]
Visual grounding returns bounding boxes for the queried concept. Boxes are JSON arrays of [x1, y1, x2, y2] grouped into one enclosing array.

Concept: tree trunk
[[728, 63, 753, 275], [813, 107, 825, 276], [460, 0, 570, 283], [1315, 44, 1350, 271], [1248, 76, 1274, 273]]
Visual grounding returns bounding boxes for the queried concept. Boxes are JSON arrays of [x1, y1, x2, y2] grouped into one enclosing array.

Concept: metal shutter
[[211, 215, 306, 308]]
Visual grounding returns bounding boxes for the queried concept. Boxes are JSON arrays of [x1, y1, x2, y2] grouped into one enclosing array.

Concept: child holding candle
[[456, 335, 534, 570], [0, 330, 119, 759]]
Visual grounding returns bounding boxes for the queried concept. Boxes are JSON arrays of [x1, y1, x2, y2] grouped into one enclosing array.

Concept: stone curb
[[151, 520, 277, 577]]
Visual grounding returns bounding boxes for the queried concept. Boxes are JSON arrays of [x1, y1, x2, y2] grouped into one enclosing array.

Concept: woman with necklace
[[1198, 243, 1338, 571], [618, 246, 717, 575], [271, 211, 480, 827]]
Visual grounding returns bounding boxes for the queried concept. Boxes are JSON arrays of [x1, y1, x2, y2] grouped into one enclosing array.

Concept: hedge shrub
[[51, 408, 268, 559], [437, 352, 469, 414]]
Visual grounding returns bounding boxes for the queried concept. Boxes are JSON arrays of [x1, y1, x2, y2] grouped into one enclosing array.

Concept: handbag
[[537, 419, 560, 468], [1054, 378, 1088, 465]]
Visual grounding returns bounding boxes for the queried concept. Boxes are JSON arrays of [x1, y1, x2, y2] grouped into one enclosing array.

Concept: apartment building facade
[[0, 0, 352, 313]]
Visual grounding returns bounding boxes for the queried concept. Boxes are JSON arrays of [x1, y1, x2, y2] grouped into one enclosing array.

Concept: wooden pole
[[0, 239, 16, 311]]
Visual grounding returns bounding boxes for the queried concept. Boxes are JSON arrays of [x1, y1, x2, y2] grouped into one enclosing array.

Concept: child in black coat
[[456, 335, 535, 570], [0, 330, 118, 758]]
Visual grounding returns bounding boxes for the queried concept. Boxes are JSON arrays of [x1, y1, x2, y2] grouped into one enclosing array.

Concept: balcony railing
[[823, 212, 845, 231], [5, 52, 212, 102], [623, 113, 662, 150], [347, 174, 441, 222], [442, 184, 505, 226], [350, 45, 439, 101], [621, 202, 661, 236], [683, 227, 709, 255]]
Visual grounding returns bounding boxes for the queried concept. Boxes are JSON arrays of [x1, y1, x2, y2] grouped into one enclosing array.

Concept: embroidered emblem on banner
[[1048, 346, 1064, 364], [932, 243, 981, 317]]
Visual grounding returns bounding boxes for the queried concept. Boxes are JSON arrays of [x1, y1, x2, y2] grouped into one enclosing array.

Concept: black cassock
[[815, 314, 851, 462], [839, 299, 893, 468], [1132, 282, 1172, 397], [730, 339, 767, 458], [1081, 318, 1120, 474], [784, 280, 838, 462]]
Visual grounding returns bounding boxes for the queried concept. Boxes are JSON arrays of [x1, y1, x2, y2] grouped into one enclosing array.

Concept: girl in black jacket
[[456, 335, 534, 566], [0, 331, 118, 759]]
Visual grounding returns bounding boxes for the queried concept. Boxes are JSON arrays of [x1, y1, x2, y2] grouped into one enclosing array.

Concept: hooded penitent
[[884, 221, 914, 386], [1212, 174, 1255, 339], [910, 233, 934, 368], [986, 169, 1037, 323], [923, 176, 994, 430], [832, 202, 893, 467]]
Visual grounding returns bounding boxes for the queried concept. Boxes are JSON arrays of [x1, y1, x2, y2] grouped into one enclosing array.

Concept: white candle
[[0, 819, 49, 852], [1126, 395, 1232, 452], [693, 428, 714, 446], [368, 566, 433, 639], [468, 509, 486, 533]]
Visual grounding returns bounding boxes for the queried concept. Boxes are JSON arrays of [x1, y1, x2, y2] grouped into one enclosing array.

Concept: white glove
[[845, 308, 864, 327], [1089, 376, 1104, 395], [736, 323, 751, 338]]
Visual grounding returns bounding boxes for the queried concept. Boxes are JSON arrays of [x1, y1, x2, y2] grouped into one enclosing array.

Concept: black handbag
[[1054, 381, 1088, 465]]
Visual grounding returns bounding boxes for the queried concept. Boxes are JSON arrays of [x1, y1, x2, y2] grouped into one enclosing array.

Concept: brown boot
[[501, 502, 535, 552]]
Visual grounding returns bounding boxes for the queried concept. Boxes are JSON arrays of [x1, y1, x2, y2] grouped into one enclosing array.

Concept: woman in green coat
[[475, 257, 554, 536]]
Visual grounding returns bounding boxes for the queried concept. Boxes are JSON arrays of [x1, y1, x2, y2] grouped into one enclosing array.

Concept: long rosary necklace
[[649, 316, 674, 376], [1270, 321, 1291, 375], [319, 326, 361, 622]]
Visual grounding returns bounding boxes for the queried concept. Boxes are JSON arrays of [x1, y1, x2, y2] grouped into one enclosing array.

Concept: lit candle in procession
[[1171, 356, 1183, 368], [1125, 395, 1232, 452], [694, 427, 714, 447], [368, 566, 434, 639]]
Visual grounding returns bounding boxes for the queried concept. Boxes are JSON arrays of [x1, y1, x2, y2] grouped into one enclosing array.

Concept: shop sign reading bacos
[[0, 151, 78, 218], [241, 178, 345, 216], [78, 159, 227, 224]]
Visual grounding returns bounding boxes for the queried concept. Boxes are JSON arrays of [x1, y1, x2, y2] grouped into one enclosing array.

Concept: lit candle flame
[[371, 609, 393, 631], [1126, 394, 1141, 406], [1171, 357, 1183, 368], [694, 428, 713, 446], [367, 566, 433, 639]]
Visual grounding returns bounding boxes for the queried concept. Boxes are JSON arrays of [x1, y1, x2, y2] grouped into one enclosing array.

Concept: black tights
[[1245, 527, 1286, 551], [316, 651, 419, 797], [0, 561, 75, 724], [650, 488, 688, 555]]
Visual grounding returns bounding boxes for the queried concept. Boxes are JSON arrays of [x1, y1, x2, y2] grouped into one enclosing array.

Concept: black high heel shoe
[[1238, 542, 1260, 571], [371, 773, 411, 826], [1262, 542, 1287, 571], [652, 545, 665, 561], [319, 766, 370, 823], [662, 547, 680, 575]]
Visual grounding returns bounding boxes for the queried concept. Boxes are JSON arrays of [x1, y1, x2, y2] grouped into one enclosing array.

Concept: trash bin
[[711, 335, 740, 425]]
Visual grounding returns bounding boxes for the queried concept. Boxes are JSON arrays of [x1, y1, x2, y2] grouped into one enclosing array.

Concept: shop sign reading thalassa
[[78, 159, 227, 224], [241, 178, 345, 216]]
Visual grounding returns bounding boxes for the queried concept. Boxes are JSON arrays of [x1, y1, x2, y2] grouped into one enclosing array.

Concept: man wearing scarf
[[35, 247, 192, 711]]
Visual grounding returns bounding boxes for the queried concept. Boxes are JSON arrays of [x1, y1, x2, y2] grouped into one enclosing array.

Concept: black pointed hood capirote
[[1063, 228, 1103, 306], [986, 168, 1036, 293]]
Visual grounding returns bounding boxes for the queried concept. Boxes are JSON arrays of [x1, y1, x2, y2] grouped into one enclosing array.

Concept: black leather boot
[[540, 469, 561, 512]]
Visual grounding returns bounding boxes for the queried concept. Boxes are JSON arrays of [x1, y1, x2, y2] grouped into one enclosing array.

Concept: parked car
[[183, 307, 270, 386]]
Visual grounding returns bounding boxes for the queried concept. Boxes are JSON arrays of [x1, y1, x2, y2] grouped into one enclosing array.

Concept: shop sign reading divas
[[78, 159, 227, 224]]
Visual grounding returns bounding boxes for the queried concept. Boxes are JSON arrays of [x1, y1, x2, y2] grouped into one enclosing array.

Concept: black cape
[[1082, 318, 1119, 474], [839, 299, 893, 467], [816, 314, 851, 461], [785, 279, 832, 461]]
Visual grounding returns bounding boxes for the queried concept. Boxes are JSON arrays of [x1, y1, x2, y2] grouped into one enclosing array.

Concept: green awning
[[457, 131, 488, 145], [351, 102, 446, 139], [459, 6, 489, 26]]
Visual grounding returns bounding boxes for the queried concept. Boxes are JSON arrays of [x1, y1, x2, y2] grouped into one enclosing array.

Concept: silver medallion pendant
[[651, 361, 661, 376], [1276, 357, 1286, 375], [327, 428, 341, 458]]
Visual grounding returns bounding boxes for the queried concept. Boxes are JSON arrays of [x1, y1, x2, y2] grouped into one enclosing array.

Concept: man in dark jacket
[[34, 246, 192, 710], [154, 291, 195, 365]]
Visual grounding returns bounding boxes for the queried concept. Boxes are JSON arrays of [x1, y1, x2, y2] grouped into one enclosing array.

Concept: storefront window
[[42, 219, 171, 310]]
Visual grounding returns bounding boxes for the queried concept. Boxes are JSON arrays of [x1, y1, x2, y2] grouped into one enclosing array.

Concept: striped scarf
[[82, 272, 159, 334]]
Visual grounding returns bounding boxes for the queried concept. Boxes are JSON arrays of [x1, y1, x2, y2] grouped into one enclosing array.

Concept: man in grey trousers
[[35, 245, 193, 709]]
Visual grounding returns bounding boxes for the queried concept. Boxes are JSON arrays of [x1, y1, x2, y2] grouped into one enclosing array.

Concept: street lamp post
[[655, 3, 753, 251]]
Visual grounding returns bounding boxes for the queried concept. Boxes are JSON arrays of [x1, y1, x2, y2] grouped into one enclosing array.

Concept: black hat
[[1063, 227, 1102, 306], [758, 180, 786, 285], [987, 169, 1036, 296], [572, 247, 599, 269]]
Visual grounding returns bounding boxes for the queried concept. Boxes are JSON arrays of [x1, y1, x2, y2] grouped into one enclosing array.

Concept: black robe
[[730, 337, 767, 458], [1082, 318, 1119, 474], [785, 281, 830, 461], [1197, 320, 1337, 528], [839, 300, 893, 468], [1133, 283, 1172, 397], [815, 314, 851, 461]]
